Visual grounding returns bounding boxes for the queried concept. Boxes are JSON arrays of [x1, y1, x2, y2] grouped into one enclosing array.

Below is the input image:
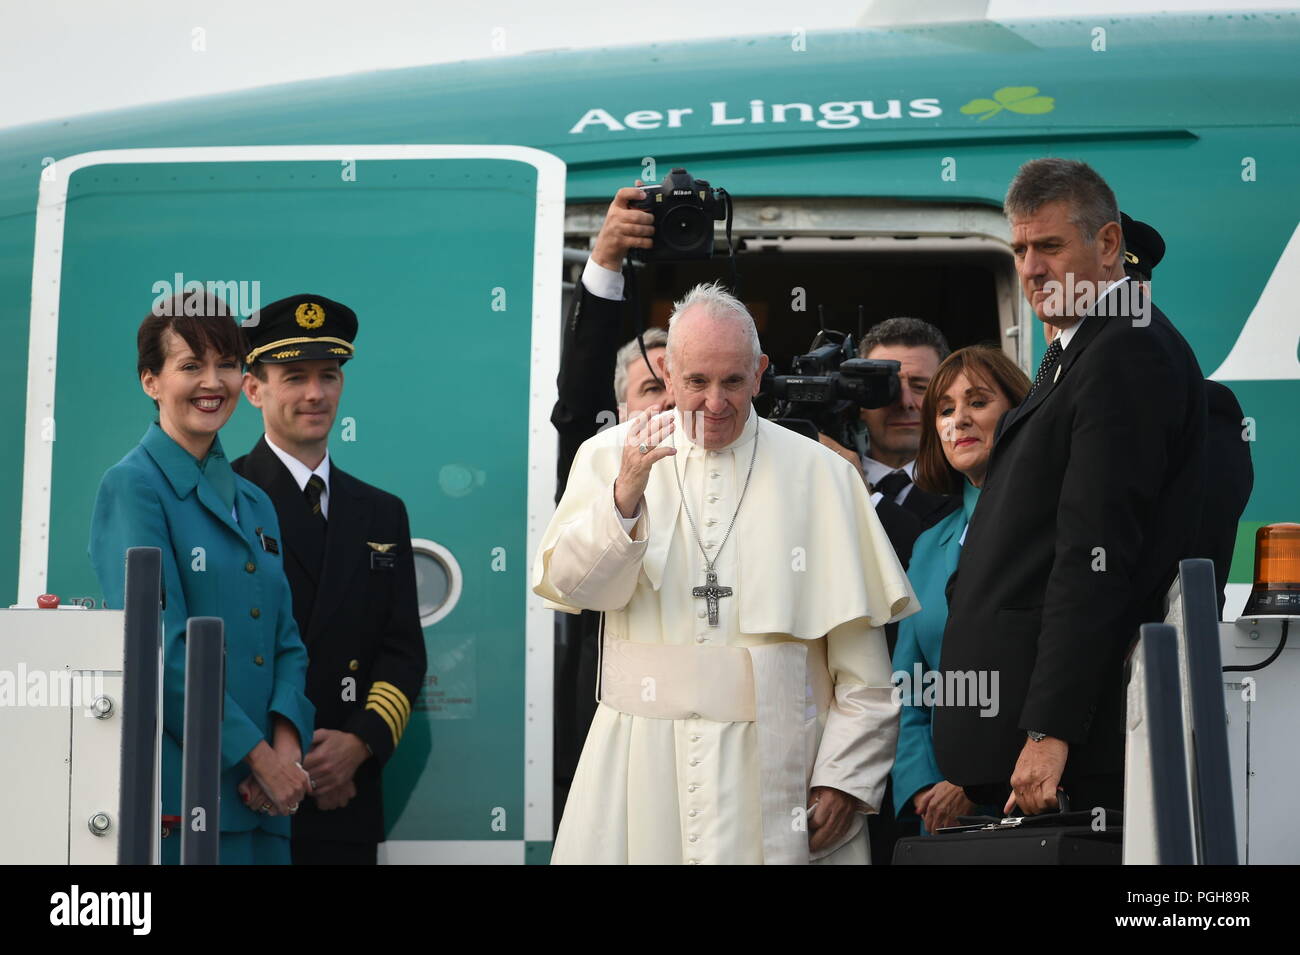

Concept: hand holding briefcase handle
[[893, 790, 1125, 865]]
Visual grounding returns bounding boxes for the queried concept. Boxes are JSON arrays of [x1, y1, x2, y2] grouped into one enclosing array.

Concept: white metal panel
[[0, 608, 124, 863], [1121, 647, 1156, 864], [1220, 678, 1250, 863], [69, 672, 123, 863], [1220, 616, 1300, 864], [0, 673, 71, 862]]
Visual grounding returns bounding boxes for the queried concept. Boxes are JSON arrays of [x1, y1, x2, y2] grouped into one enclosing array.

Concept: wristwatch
[[1027, 730, 1048, 742]]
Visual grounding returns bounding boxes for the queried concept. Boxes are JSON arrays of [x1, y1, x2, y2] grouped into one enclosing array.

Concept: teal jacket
[[891, 480, 980, 815], [89, 423, 314, 836]]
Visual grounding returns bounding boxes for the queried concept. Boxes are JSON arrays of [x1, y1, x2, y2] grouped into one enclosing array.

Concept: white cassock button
[[687, 784, 699, 792], [688, 809, 699, 817], [705, 518, 717, 526], [704, 541, 716, 549], [688, 835, 699, 843], [706, 495, 718, 503], [697, 610, 707, 619], [690, 735, 701, 742], [688, 859, 700, 865], [709, 470, 720, 479], [689, 712, 700, 720], [696, 635, 707, 643], [689, 759, 700, 767]]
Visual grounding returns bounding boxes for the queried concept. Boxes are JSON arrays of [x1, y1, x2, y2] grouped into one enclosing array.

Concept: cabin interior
[[563, 197, 1026, 406]]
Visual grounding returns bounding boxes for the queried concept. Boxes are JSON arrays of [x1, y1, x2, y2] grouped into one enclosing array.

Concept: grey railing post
[[117, 546, 163, 865], [1136, 623, 1195, 864], [180, 616, 225, 865], [1177, 558, 1239, 864]]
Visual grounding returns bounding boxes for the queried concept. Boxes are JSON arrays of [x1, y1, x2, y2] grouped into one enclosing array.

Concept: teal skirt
[[161, 828, 290, 865]]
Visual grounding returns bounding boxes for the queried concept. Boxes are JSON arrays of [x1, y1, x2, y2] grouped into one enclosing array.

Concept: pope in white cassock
[[533, 282, 918, 864]]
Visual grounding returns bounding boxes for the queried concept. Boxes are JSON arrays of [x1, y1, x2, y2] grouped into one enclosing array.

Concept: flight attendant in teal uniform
[[89, 291, 314, 865], [891, 346, 1030, 835]]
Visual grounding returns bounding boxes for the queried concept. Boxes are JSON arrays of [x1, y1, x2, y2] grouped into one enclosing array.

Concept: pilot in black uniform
[[234, 293, 427, 865]]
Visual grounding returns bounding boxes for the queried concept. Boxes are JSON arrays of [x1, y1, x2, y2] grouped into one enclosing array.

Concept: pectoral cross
[[692, 569, 733, 628]]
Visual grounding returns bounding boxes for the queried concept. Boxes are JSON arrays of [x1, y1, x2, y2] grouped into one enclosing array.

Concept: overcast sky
[[2, 0, 1294, 130]]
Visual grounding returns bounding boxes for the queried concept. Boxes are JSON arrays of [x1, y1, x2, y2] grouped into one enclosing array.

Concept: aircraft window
[[410, 538, 462, 628]]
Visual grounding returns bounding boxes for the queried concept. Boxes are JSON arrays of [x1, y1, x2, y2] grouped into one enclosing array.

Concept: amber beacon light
[[1242, 523, 1300, 618]]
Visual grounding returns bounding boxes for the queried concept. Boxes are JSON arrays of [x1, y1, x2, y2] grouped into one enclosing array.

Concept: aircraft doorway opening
[[563, 199, 1029, 392]]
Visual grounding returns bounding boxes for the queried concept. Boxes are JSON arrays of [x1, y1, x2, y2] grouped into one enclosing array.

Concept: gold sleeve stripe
[[369, 681, 412, 721], [368, 688, 409, 736], [366, 698, 403, 746], [367, 691, 404, 731]]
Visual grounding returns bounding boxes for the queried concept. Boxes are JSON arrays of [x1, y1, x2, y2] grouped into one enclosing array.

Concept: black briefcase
[[892, 806, 1123, 865]]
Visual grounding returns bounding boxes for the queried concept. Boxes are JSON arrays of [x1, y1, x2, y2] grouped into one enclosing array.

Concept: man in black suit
[[856, 318, 961, 530], [1199, 380, 1253, 616], [1121, 212, 1253, 618], [235, 293, 427, 864], [933, 159, 1208, 815]]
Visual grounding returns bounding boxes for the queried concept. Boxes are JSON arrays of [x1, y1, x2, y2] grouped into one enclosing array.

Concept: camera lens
[[661, 205, 707, 253]]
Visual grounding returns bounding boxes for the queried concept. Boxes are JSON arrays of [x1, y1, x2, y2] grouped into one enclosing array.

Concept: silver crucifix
[[692, 568, 733, 627]]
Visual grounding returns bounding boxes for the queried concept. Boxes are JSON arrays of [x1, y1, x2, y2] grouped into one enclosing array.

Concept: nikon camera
[[630, 167, 727, 260]]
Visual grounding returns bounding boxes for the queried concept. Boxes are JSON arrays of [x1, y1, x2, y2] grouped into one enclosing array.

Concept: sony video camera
[[763, 329, 900, 447], [631, 167, 729, 260]]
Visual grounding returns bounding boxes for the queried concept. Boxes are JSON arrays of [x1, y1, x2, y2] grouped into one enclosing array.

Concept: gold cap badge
[[295, 302, 326, 329]]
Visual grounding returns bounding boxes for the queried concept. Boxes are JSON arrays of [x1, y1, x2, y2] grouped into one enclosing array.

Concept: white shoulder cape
[[533, 412, 918, 638]]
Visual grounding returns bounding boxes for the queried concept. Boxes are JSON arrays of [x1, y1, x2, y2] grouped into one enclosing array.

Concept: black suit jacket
[[900, 485, 960, 529], [551, 284, 624, 502], [1195, 381, 1253, 617], [933, 302, 1207, 789], [234, 437, 427, 844]]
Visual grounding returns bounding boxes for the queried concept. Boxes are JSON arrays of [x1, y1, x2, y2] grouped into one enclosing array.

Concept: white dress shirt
[[582, 257, 625, 301], [264, 434, 332, 519]]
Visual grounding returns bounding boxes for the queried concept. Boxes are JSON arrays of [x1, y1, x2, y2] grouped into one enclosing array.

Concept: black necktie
[[874, 469, 912, 504], [304, 474, 327, 525], [1030, 338, 1063, 395]]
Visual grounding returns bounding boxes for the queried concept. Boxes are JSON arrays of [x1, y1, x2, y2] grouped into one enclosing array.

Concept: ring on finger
[[638, 442, 650, 454]]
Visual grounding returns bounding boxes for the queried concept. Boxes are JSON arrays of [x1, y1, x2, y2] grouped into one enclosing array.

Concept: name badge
[[255, 527, 279, 555], [370, 551, 395, 571]]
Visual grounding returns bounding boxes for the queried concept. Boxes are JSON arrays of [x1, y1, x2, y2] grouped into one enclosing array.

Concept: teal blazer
[[89, 423, 314, 836], [891, 480, 980, 815]]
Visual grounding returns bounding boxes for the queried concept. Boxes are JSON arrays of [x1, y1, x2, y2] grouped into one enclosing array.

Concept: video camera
[[763, 328, 900, 448]]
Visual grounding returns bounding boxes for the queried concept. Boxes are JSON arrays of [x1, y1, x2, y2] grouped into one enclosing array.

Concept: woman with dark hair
[[89, 292, 314, 864], [891, 345, 1030, 834]]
